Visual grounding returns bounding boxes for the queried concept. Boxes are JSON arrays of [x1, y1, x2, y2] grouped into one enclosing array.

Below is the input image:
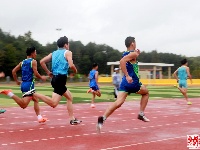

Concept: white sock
[[37, 115, 42, 120], [8, 92, 14, 97], [139, 111, 144, 116]]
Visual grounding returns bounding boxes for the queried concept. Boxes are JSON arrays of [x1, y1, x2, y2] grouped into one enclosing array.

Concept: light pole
[[56, 28, 62, 38]]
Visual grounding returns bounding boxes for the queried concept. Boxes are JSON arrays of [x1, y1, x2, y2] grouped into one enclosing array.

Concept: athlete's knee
[[51, 101, 59, 108], [97, 92, 101, 97], [20, 104, 28, 109]]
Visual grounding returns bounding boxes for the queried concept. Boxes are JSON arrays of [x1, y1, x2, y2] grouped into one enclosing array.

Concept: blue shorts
[[90, 85, 99, 91], [179, 80, 187, 88], [119, 77, 142, 93], [21, 82, 35, 93]]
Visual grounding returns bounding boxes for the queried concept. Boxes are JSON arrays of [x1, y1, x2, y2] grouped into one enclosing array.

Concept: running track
[[0, 98, 200, 150]]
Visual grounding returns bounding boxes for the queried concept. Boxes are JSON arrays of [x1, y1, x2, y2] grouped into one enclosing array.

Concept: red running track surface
[[0, 98, 199, 150]]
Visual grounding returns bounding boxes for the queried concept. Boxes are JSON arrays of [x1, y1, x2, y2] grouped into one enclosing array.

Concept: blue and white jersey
[[21, 58, 34, 82], [178, 66, 188, 80], [52, 49, 69, 75], [89, 70, 97, 87], [122, 50, 139, 81]]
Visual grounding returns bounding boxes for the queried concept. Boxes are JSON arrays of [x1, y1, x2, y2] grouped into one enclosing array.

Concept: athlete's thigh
[[136, 85, 149, 95], [63, 90, 73, 101], [115, 91, 128, 104], [22, 96, 32, 106], [52, 92, 63, 103]]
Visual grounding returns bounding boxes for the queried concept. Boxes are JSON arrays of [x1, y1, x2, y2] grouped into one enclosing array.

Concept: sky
[[0, 0, 200, 57]]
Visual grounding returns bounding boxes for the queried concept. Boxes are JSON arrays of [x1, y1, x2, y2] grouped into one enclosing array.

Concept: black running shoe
[[70, 118, 82, 125], [96, 116, 104, 133], [138, 114, 150, 122], [23, 89, 36, 97]]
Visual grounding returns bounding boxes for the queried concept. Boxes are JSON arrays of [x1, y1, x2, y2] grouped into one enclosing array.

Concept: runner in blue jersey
[[0, 47, 47, 123], [173, 58, 192, 105], [97, 36, 150, 132], [87, 63, 101, 108], [32, 36, 82, 125]]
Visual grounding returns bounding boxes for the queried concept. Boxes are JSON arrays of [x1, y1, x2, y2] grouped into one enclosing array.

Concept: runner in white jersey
[[32, 36, 82, 125]]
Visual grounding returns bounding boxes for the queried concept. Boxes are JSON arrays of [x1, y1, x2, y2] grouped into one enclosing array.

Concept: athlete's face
[[32, 50, 37, 59], [64, 43, 69, 50], [131, 42, 136, 50]]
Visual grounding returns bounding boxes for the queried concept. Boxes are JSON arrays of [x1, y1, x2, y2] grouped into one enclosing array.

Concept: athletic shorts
[[119, 77, 142, 94], [51, 74, 67, 96], [179, 80, 187, 88], [21, 81, 35, 93], [90, 85, 99, 91]]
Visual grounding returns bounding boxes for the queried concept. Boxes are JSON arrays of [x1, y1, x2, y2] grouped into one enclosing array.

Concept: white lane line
[[100, 136, 186, 150]]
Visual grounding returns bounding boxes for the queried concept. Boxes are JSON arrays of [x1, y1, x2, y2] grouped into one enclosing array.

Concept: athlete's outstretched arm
[[40, 53, 52, 77], [186, 67, 192, 84], [65, 51, 77, 74], [95, 71, 99, 87], [173, 69, 179, 82], [32, 60, 46, 81], [12, 62, 22, 85]]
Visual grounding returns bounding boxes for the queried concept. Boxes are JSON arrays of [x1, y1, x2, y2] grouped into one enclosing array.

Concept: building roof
[[107, 61, 174, 67]]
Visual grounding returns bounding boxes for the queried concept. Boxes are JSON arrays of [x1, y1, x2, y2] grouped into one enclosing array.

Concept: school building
[[107, 61, 174, 79]]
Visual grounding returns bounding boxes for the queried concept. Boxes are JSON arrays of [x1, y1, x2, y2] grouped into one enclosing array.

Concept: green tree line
[[0, 28, 200, 79]]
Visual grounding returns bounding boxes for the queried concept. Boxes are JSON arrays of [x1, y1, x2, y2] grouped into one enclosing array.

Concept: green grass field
[[0, 84, 200, 107]]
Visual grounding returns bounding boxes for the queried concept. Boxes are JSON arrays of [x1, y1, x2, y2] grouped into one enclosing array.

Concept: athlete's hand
[[126, 75, 133, 83], [41, 76, 47, 81], [16, 80, 21, 85], [47, 72, 53, 78], [136, 49, 141, 54]]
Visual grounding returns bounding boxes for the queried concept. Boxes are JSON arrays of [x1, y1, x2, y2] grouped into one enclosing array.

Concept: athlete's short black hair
[[125, 36, 135, 48], [92, 63, 98, 68], [26, 46, 36, 56], [57, 36, 68, 48], [181, 58, 187, 65]]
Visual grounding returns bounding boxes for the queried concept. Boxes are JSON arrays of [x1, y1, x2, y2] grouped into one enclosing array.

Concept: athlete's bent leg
[[136, 85, 149, 113], [63, 90, 75, 120], [33, 92, 62, 108], [103, 91, 128, 119]]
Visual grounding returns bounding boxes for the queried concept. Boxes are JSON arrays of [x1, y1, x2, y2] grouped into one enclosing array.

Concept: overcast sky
[[1, 0, 200, 57]]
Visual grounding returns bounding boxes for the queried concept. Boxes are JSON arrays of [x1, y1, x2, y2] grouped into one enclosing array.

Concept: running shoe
[[96, 116, 104, 133], [173, 85, 178, 88], [0, 109, 6, 114], [187, 101, 192, 105], [0, 89, 12, 95], [138, 114, 150, 122], [23, 89, 36, 97], [90, 104, 95, 108], [38, 118, 48, 123], [70, 118, 82, 125]]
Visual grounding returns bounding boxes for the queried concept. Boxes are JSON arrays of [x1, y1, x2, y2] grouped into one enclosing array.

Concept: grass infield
[[0, 84, 199, 107]]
